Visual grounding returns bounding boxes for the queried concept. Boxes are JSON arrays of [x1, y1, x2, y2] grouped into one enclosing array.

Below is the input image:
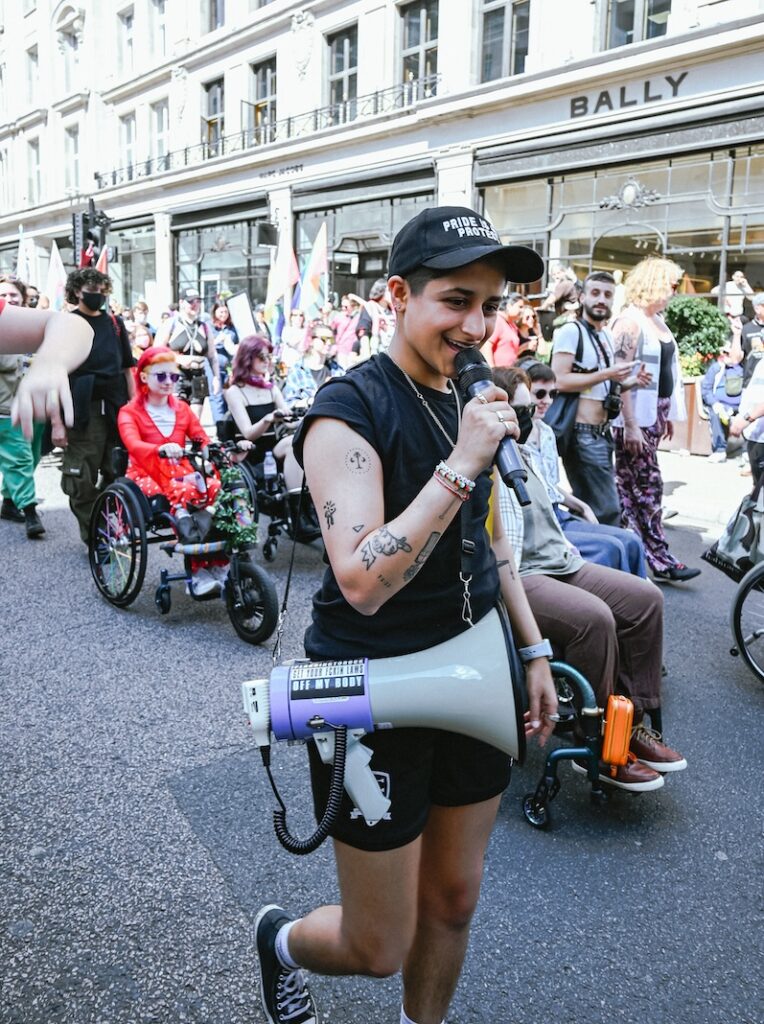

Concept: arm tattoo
[[361, 526, 413, 571], [613, 326, 637, 363], [495, 558, 516, 580], [323, 500, 336, 529], [345, 448, 371, 474], [403, 532, 441, 582]]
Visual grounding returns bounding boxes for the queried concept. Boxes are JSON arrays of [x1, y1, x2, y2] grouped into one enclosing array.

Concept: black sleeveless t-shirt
[[292, 354, 499, 661]]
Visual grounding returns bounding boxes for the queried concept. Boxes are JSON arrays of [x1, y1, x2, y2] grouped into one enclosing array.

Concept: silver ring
[[496, 411, 505, 423], [476, 394, 488, 405], [504, 421, 512, 436]]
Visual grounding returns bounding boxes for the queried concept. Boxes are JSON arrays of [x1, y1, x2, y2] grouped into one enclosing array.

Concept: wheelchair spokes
[[88, 486, 147, 607]]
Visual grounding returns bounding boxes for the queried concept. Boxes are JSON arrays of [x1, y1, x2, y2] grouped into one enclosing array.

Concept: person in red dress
[[118, 346, 250, 595]]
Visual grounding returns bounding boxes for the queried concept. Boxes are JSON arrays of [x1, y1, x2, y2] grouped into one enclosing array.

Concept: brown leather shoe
[[572, 752, 664, 792], [631, 723, 687, 772]]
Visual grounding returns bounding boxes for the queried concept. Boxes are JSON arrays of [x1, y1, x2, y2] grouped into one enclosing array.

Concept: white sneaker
[[189, 567, 221, 596], [708, 452, 727, 463]]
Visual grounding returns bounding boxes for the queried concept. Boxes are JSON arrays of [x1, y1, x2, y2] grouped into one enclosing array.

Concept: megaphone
[[242, 605, 527, 838]]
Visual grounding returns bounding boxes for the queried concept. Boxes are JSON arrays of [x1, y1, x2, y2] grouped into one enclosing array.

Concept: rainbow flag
[[43, 240, 67, 311], [265, 230, 300, 320], [297, 222, 328, 318]]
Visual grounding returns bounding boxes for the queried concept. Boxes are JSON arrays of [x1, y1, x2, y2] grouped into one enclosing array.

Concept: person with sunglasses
[[502, 362, 646, 578], [495, 364, 686, 792], [118, 347, 251, 596]]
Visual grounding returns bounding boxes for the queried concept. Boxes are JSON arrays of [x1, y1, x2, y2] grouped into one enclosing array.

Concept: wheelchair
[[87, 442, 279, 645], [521, 663, 662, 829], [730, 560, 764, 684], [229, 412, 322, 564]]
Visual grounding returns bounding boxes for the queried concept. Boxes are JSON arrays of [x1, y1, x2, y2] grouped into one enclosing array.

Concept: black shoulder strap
[[574, 321, 585, 364]]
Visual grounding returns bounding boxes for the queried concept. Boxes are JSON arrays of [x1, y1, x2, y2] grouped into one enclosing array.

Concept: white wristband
[[518, 639, 553, 664]]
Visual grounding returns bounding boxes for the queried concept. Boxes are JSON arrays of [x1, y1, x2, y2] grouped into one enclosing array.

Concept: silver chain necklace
[[387, 355, 461, 448]]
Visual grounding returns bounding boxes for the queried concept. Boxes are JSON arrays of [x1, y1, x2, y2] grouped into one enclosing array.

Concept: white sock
[[274, 919, 301, 970], [400, 1009, 445, 1024]]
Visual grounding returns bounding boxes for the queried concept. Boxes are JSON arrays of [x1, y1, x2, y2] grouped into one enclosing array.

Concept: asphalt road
[[1, 463, 762, 1024]]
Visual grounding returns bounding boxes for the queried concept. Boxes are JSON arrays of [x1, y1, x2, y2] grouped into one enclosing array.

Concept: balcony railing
[[94, 75, 440, 190]]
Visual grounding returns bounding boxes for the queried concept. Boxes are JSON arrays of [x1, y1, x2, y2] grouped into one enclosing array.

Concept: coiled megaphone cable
[[261, 726, 348, 855]]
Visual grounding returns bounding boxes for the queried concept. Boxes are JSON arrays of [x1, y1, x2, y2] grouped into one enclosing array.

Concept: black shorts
[[307, 727, 512, 852]]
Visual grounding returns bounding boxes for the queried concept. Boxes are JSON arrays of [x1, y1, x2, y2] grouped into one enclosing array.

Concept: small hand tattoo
[[352, 524, 364, 533], [323, 500, 337, 529], [377, 574, 393, 589], [345, 448, 370, 474]]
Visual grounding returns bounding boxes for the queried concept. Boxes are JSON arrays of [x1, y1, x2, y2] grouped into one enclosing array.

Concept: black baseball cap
[[388, 206, 544, 283], [179, 287, 201, 302]]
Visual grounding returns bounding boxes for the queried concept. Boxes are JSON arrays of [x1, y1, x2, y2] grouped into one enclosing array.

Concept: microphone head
[[454, 346, 492, 395]]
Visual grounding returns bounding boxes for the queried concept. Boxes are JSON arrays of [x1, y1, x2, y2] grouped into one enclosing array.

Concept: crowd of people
[[1, 209, 759, 1024]]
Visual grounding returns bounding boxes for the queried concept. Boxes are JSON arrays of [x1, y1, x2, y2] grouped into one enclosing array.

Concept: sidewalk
[[657, 448, 749, 534]]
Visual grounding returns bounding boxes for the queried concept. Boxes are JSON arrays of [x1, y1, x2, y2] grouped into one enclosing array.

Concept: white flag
[[44, 240, 68, 311]]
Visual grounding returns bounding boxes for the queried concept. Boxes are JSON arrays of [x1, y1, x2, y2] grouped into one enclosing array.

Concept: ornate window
[[53, 5, 85, 94]]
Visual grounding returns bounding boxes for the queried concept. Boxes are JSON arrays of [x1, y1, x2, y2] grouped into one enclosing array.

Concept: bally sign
[[571, 71, 688, 118]]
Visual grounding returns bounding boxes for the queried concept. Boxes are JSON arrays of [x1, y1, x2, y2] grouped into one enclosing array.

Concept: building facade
[[0, 0, 762, 311]]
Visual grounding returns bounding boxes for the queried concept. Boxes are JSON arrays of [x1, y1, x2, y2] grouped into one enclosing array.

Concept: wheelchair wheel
[[226, 558, 279, 645], [522, 793, 550, 829], [88, 485, 147, 607], [730, 562, 764, 683]]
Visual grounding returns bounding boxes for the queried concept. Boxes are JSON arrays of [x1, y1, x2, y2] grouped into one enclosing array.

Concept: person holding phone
[[610, 257, 700, 582], [550, 271, 649, 526]]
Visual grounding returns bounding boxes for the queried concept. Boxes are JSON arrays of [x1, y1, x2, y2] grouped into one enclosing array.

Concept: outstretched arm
[[6, 307, 94, 439]]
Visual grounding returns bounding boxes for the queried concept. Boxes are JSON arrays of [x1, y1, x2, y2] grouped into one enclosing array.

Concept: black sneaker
[[652, 563, 700, 582], [1, 498, 25, 523], [255, 905, 318, 1024]]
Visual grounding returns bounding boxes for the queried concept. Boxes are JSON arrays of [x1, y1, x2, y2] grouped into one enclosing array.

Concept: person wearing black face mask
[[57, 268, 135, 542]]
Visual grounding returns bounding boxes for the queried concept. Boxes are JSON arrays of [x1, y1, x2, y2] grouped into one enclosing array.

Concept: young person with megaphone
[[253, 206, 558, 1024]]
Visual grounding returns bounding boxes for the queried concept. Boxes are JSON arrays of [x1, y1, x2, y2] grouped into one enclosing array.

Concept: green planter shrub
[[664, 295, 730, 378]]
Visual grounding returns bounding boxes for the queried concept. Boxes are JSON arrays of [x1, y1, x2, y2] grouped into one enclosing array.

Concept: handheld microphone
[[454, 348, 531, 507]]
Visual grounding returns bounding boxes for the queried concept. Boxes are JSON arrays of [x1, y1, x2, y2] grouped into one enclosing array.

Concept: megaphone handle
[[315, 731, 391, 826]]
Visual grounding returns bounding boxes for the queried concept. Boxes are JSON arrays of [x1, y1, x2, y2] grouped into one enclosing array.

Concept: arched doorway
[[592, 224, 665, 276]]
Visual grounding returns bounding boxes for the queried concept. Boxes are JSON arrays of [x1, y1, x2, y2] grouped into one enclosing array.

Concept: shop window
[[246, 58, 277, 145], [732, 147, 764, 208], [118, 7, 134, 75], [603, 0, 671, 50], [483, 178, 550, 233], [481, 0, 530, 82], [327, 25, 358, 124], [64, 125, 80, 192], [400, 0, 439, 100], [27, 138, 41, 205], [203, 78, 225, 156]]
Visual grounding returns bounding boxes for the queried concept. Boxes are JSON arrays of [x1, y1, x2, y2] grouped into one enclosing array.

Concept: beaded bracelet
[[434, 461, 476, 498], [433, 472, 470, 502]]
